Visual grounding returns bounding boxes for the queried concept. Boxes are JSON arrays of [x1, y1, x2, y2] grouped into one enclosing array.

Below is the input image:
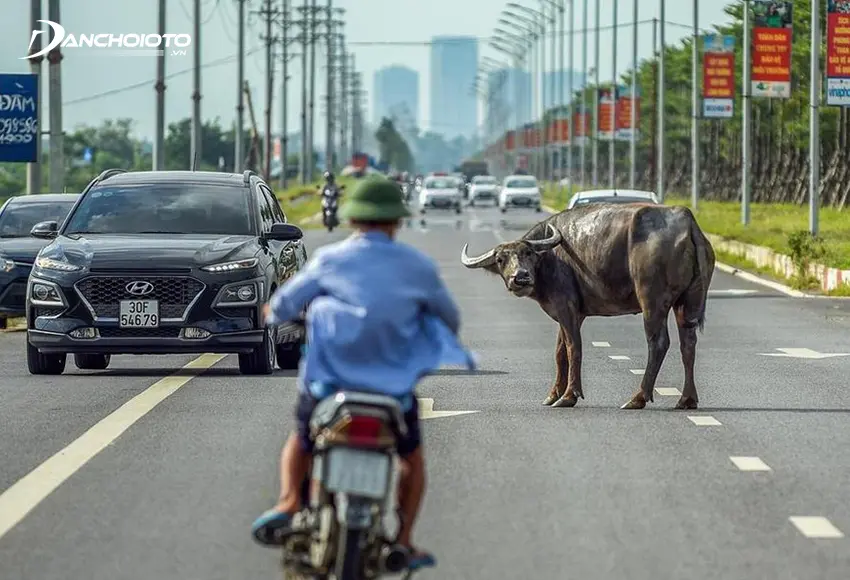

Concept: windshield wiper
[[64, 231, 103, 236], [135, 230, 191, 234]]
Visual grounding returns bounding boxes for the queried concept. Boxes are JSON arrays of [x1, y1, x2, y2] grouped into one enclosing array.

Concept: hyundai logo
[[125, 281, 155, 296]]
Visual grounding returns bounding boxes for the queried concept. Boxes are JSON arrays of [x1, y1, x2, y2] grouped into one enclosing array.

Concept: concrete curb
[[1, 317, 26, 333], [298, 211, 322, 226]]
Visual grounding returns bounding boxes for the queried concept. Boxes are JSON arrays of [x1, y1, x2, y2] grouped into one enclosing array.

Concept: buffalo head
[[460, 223, 562, 297]]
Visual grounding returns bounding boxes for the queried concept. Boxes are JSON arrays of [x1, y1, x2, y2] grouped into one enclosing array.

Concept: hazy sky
[[0, 0, 732, 143]]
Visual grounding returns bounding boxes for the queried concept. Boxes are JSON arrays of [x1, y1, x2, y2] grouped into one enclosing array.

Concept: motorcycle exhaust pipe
[[379, 544, 410, 573]]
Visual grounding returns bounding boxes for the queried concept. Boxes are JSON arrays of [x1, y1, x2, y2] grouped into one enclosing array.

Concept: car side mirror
[[31, 220, 58, 239], [266, 222, 303, 241]]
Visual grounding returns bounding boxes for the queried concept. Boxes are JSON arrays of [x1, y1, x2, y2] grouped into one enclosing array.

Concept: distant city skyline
[[372, 66, 419, 130], [430, 36, 479, 139]]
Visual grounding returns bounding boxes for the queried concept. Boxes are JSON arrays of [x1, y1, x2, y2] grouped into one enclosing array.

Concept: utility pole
[[47, 0, 63, 193], [154, 0, 166, 170], [190, 0, 202, 169], [298, 0, 309, 183], [26, 0, 43, 194], [337, 37, 348, 167], [650, 18, 657, 188], [308, 0, 318, 181], [235, 0, 246, 173], [657, 0, 665, 201], [257, 0, 278, 180], [629, 0, 638, 188], [591, 0, 600, 185], [609, 0, 617, 188], [741, 0, 751, 224], [579, 0, 587, 186], [324, 0, 335, 171], [279, 0, 291, 189], [808, 0, 820, 235], [691, 0, 699, 210]]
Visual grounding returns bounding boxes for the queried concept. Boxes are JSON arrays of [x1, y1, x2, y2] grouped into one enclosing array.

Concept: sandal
[[405, 548, 436, 570], [251, 508, 296, 546]]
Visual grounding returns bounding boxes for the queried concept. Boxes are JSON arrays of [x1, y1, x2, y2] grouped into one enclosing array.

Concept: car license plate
[[119, 300, 159, 327], [324, 447, 390, 500]]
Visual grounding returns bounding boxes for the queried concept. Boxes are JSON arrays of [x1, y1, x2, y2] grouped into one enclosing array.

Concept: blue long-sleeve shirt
[[266, 231, 476, 397]]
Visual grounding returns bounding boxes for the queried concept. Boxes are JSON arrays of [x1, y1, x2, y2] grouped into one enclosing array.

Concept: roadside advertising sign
[[702, 34, 735, 118], [751, 0, 793, 98]]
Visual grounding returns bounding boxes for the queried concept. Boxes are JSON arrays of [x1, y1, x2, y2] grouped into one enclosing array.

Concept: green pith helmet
[[339, 176, 411, 222]]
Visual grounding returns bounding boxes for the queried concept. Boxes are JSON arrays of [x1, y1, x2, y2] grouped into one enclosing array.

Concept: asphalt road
[[2, 201, 850, 579]]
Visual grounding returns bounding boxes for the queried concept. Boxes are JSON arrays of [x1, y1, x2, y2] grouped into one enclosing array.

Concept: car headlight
[[201, 258, 259, 273], [0, 257, 14, 272], [30, 279, 66, 307], [35, 256, 81, 272], [214, 281, 259, 307]]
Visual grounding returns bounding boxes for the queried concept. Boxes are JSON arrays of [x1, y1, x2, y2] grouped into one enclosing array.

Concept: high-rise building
[[430, 36, 478, 138], [372, 66, 419, 130], [486, 68, 532, 128], [542, 70, 587, 109]]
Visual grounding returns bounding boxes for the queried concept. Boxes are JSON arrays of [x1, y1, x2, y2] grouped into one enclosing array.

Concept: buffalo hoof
[[552, 394, 579, 408], [542, 392, 559, 406], [674, 396, 698, 410], [620, 398, 647, 410]]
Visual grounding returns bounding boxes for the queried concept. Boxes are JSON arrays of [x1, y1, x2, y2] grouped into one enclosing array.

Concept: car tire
[[238, 326, 275, 375], [420, 208, 426, 215], [455, 205, 462, 214], [500, 206, 507, 214], [535, 205, 542, 212], [468, 200, 475, 207], [276, 338, 304, 370], [27, 342, 66, 375], [74, 353, 111, 370]]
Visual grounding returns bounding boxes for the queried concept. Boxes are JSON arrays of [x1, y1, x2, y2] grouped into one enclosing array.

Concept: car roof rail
[[243, 170, 258, 185], [81, 168, 128, 194]]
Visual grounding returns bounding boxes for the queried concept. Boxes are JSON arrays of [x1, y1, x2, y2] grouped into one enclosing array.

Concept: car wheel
[[469, 200, 475, 207], [276, 337, 304, 370], [27, 341, 66, 375], [238, 326, 275, 375], [74, 353, 111, 370], [455, 205, 462, 214], [500, 206, 507, 214], [535, 205, 542, 212], [420, 208, 426, 215]]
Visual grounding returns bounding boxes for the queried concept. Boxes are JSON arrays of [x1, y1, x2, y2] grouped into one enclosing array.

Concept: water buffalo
[[460, 204, 715, 410]]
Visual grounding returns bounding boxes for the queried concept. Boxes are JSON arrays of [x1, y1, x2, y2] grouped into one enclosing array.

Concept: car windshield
[[0, 201, 76, 237], [425, 179, 455, 189], [505, 178, 537, 189], [473, 176, 496, 184], [575, 196, 653, 205], [62, 183, 253, 236]]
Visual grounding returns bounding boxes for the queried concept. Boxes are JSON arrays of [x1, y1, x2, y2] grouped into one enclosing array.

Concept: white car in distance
[[418, 175, 463, 214], [566, 189, 659, 209], [468, 175, 499, 206], [498, 175, 542, 213]]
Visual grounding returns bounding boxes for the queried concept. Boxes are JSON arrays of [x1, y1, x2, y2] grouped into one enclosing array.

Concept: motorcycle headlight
[[201, 258, 258, 273], [214, 281, 259, 307], [35, 256, 81, 272]]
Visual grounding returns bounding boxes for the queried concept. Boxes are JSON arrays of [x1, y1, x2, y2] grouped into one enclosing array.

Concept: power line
[[63, 46, 263, 107], [345, 19, 703, 46]]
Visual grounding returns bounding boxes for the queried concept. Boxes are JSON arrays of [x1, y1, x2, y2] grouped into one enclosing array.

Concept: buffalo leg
[[674, 307, 699, 409], [543, 327, 569, 406], [622, 311, 670, 410], [552, 318, 584, 408]]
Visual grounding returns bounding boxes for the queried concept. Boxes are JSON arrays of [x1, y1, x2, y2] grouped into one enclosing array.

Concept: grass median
[[275, 176, 359, 226]]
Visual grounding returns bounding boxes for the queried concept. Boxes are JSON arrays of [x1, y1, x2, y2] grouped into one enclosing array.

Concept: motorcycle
[[320, 185, 343, 232], [400, 182, 412, 203], [280, 390, 417, 580]]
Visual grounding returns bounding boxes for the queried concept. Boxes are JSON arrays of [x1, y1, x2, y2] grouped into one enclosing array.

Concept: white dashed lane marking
[[592, 341, 610, 347], [654, 388, 681, 396], [629, 369, 644, 375], [789, 517, 845, 539], [608, 355, 630, 360], [687, 415, 722, 426], [730, 456, 772, 471]]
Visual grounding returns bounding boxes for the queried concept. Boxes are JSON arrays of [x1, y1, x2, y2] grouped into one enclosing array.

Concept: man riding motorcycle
[[317, 171, 343, 228], [252, 177, 476, 570]]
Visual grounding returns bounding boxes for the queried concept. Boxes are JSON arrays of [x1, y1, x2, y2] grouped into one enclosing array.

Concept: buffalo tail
[[689, 219, 712, 333]]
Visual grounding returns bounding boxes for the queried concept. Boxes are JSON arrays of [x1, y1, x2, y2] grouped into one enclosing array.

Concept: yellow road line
[[0, 353, 225, 541]]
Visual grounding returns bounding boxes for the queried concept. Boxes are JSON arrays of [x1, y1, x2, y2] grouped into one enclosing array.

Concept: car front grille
[[75, 276, 204, 320]]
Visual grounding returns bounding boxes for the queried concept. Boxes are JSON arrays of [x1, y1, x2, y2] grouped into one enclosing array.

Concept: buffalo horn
[[460, 244, 497, 268], [526, 223, 562, 252]]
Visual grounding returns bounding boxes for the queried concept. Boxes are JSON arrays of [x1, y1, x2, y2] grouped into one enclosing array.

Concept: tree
[[164, 118, 236, 171], [375, 118, 415, 172]]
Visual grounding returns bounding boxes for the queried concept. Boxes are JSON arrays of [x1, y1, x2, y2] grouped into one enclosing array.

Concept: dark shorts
[[295, 389, 422, 457]]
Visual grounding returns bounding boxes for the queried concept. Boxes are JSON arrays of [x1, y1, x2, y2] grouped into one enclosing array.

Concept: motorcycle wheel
[[334, 528, 366, 580]]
